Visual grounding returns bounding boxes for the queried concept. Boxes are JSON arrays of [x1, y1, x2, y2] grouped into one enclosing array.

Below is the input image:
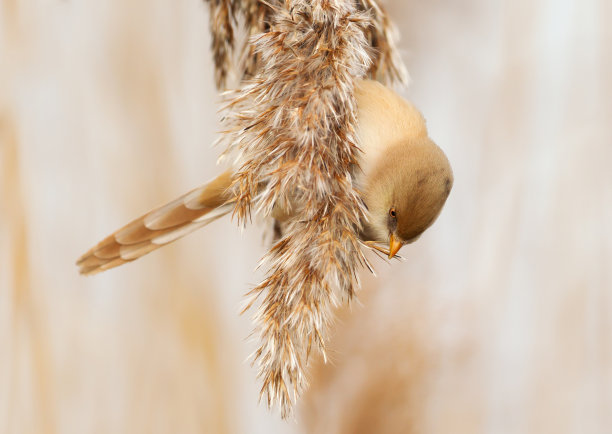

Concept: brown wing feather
[[77, 170, 234, 275]]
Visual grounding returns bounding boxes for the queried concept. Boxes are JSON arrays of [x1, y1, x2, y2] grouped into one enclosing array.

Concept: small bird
[[77, 80, 453, 275]]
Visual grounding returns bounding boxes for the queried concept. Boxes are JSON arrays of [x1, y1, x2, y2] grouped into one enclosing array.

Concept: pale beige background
[[1, 1, 610, 433]]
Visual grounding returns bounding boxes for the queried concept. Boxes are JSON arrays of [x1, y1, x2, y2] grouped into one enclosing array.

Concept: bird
[[76, 80, 453, 275]]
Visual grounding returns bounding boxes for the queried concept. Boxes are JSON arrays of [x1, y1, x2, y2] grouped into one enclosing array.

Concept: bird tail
[[77, 170, 234, 275]]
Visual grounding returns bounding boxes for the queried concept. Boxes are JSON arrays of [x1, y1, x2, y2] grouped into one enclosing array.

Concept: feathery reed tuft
[[356, 0, 407, 83], [208, 0, 407, 417], [207, 0, 236, 89], [206, 0, 406, 89]]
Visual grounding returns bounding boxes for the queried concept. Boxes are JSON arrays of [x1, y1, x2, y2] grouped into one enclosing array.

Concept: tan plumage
[[77, 171, 234, 274], [76, 80, 452, 274], [355, 80, 453, 256]]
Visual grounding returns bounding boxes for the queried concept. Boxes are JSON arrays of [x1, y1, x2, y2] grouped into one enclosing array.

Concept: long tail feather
[[77, 170, 234, 275]]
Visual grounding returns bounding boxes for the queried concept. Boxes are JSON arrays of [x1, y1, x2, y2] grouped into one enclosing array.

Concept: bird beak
[[388, 234, 402, 259]]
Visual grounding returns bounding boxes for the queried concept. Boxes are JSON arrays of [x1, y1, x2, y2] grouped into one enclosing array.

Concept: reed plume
[[206, 0, 406, 89], [207, 0, 407, 417], [207, 0, 236, 88]]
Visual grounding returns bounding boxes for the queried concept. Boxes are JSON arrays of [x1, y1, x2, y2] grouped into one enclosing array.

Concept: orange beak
[[388, 233, 402, 259]]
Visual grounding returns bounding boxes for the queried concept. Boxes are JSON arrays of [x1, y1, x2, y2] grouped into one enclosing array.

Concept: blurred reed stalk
[[1, 118, 56, 434], [1, 2, 57, 431]]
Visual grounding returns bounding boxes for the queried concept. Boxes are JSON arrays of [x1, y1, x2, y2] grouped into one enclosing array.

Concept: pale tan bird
[[77, 80, 453, 275]]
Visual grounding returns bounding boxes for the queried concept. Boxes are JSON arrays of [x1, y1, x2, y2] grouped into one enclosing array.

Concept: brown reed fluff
[[206, 0, 406, 89], [214, 0, 406, 418]]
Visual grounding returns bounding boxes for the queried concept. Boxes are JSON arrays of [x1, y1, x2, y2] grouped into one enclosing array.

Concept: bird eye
[[389, 207, 396, 218]]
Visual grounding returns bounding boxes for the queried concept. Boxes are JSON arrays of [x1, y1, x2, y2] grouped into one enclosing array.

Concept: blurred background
[[1, 0, 610, 433]]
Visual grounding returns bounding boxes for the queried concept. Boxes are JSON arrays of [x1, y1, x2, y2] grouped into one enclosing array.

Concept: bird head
[[363, 137, 453, 258]]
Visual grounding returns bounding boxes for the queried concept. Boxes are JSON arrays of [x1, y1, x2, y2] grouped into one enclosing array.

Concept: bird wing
[[76, 170, 234, 275]]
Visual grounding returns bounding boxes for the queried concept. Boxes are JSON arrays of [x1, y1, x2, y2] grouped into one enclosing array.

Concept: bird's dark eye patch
[[389, 207, 397, 218]]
